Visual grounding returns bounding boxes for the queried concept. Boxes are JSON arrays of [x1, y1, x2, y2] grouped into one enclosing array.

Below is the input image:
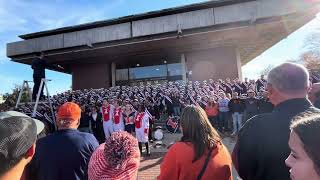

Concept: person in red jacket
[[205, 97, 219, 128], [158, 105, 232, 180]]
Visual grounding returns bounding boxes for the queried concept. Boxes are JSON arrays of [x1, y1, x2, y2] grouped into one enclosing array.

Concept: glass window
[[168, 63, 182, 76], [116, 69, 129, 81], [129, 65, 167, 80]]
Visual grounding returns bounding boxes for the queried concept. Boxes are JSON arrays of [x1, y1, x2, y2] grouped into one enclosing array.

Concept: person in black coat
[[228, 92, 245, 135], [256, 75, 267, 93], [89, 106, 105, 144], [145, 100, 156, 142], [244, 90, 259, 122], [31, 52, 47, 101], [31, 52, 63, 101], [222, 81, 233, 95], [241, 78, 250, 94], [164, 93, 174, 116], [258, 91, 274, 114], [233, 63, 320, 180], [78, 105, 90, 133], [171, 93, 181, 116]]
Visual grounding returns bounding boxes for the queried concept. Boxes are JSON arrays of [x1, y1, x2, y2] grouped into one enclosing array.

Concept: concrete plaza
[[138, 132, 240, 180]]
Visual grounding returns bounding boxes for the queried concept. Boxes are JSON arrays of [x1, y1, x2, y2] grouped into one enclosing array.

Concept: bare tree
[[260, 64, 274, 76], [304, 30, 320, 53], [300, 51, 320, 73], [293, 30, 320, 75], [2, 84, 30, 108]]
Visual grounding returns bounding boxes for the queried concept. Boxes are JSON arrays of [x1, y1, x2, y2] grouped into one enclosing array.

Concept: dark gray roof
[[19, 0, 253, 40]]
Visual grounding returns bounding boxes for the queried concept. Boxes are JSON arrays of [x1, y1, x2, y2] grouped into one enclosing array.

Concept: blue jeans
[[232, 112, 243, 133], [173, 106, 181, 116], [219, 112, 229, 131]]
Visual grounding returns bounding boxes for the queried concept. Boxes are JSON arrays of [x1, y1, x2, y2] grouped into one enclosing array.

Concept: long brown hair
[[291, 114, 320, 175], [180, 105, 221, 162]]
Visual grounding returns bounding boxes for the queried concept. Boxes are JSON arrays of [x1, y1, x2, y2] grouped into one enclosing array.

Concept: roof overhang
[[7, 0, 320, 74], [19, 0, 254, 40]]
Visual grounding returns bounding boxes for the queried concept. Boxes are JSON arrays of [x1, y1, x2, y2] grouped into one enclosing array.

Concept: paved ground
[[223, 136, 242, 180], [138, 152, 166, 180], [138, 132, 241, 180]]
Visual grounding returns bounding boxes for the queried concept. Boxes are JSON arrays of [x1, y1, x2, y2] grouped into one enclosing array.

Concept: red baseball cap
[[57, 102, 81, 121]]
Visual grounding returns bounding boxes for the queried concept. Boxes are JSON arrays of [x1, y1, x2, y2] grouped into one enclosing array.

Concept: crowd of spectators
[[11, 74, 275, 138], [2, 62, 320, 180]]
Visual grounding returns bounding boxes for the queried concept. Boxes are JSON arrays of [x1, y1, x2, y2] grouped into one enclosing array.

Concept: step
[[18, 101, 49, 105]]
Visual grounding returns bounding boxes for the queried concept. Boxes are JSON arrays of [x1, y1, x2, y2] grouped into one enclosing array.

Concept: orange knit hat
[[57, 102, 81, 121]]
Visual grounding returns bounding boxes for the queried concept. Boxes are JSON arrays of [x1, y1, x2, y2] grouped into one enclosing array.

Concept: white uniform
[[101, 104, 114, 139], [135, 112, 150, 143], [113, 107, 124, 132]]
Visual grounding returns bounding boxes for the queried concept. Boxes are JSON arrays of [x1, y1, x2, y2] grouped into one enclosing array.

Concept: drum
[[154, 126, 164, 141], [166, 116, 180, 133]]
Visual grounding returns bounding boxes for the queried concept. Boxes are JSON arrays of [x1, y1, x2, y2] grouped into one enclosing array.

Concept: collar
[[56, 128, 79, 133], [273, 98, 312, 113]]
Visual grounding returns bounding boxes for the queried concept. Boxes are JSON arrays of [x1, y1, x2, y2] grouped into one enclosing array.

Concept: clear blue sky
[[0, 0, 319, 95]]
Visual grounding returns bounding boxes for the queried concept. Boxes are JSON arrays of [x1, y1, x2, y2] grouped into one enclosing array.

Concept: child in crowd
[[286, 114, 320, 180]]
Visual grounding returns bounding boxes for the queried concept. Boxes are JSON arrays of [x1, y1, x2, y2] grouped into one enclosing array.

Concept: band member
[[135, 105, 151, 156], [163, 92, 174, 116], [310, 72, 320, 84], [232, 79, 243, 95], [123, 104, 136, 134], [244, 90, 259, 122], [145, 100, 156, 142], [113, 99, 124, 132], [208, 79, 216, 90], [241, 78, 249, 94], [222, 78, 233, 95], [101, 98, 114, 138], [132, 99, 139, 111], [89, 106, 105, 144], [197, 96, 207, 110], [256, 75, 267, 93]]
